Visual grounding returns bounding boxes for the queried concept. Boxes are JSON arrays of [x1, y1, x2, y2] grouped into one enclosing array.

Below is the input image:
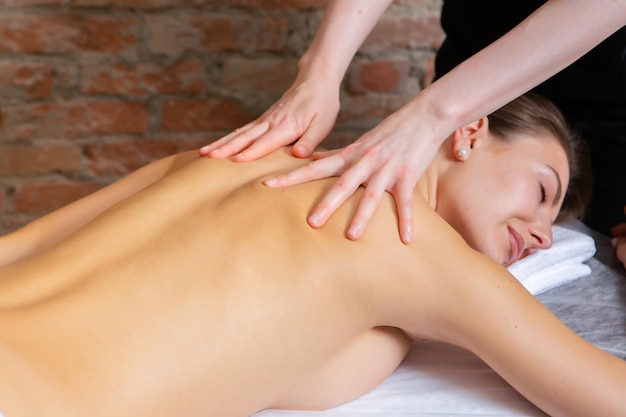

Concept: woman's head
[[486, 93, 591, 223], [434, 93, 592, 265]]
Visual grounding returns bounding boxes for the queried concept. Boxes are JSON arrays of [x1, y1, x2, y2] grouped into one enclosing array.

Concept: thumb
[[292, 117, 335, 158]]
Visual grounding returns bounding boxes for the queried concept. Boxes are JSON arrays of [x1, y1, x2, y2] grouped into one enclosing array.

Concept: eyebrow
[[548, 166, 562, 206]]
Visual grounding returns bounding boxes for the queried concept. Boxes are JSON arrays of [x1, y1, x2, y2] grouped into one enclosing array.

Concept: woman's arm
[[199, 0, 393, 160], [0, 151, 197, 267], [423, 251, 626, 417]]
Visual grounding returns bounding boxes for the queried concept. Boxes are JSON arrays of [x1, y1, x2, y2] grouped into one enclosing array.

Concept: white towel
[[506, 224, 596, 295]]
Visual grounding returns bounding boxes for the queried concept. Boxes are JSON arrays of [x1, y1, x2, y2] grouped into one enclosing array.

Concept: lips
[[507, 226, 525, 264]]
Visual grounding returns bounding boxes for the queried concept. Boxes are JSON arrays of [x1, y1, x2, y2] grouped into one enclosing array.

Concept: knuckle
[[302, 161, 318, 175], [363, 189, 380, 203], [400, 198, 413, 210], [333, 177, 351, 192]]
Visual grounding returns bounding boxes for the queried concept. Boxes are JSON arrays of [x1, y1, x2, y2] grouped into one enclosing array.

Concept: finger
[[198, 122, 257, 156], [264, 153, 348, 188], [208, 121, 270, 158], [232, 123, 299, 161], [392, 179, 415, 244], [292, 117, 333, 158], [307, 171, 366, 229], [346, 174, 388, 240], [311, 148, 342, 160]]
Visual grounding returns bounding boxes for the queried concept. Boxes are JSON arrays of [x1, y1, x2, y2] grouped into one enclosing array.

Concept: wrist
[[408, 87, 464, 148], [297, 48, 346, 88]]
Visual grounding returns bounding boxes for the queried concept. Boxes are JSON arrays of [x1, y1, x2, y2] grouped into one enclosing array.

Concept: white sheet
[[255, 223, 596, 417], [256, 341, 547, 417]]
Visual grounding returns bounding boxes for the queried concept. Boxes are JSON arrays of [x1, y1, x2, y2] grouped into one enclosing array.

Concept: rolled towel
[[507, 225, 596, 295]]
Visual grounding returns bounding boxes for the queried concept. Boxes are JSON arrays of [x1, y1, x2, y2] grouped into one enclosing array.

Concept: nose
[[528, 216, 553, 250]]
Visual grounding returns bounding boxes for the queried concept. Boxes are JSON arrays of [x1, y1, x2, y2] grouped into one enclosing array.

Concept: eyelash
[[540, 185, 547, 203]]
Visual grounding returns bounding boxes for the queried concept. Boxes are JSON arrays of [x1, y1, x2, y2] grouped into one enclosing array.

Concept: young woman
[[0, 95, 621, 417]]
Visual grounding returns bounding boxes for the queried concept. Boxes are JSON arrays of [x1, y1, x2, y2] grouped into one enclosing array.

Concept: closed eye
[[540, 184, 547, 203]]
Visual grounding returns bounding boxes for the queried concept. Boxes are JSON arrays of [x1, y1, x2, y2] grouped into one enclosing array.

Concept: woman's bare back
[[0, 150, 425, 417]]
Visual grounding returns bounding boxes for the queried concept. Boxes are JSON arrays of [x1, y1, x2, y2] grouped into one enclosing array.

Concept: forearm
[[482, 299, 626, 417], [298, 0, 393, 85], [437, 259, 626, 417], [408, 0, 626, 146]]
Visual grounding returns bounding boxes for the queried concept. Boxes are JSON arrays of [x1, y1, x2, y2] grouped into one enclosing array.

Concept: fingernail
[[611, 237, 618, 248], [307, 213, 322, 227], [264, 178, 277, 187], [402, 229, 412, 244], [347, 224, 362, 240], [293, 144, 308, 156]]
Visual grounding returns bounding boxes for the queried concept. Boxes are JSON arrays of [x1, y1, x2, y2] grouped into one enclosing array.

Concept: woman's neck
[[415, 162, 441, 213]]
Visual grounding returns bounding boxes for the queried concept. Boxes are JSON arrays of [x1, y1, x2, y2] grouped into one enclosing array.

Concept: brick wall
[[0, 0, 444, 234]]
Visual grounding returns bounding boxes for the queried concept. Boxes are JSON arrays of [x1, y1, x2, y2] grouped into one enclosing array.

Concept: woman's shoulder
[[165, 147, 308, 187]]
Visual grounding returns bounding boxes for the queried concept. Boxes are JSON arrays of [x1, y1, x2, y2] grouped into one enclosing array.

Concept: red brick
[[0, 0, 62, 5], [0, 61, 54, 99], [1, 103, 66, 141], [146, 14, 288, 55], [85, 139, 179, 176], [347, 59, 411, 94], [229, 0, 327, 9], [14, 181, 103, 214], [362, 14, 444, 52], [81, 59, 207, 97], [1, 101, 149, 141], [68, 101, 149, 137], [174, 135, 223, 152], [0, 14, 139, 54], [221, 57, 297, 97], [0, 143, 83, 176], [336, 95, 407, 127], [69, 0, 221, 8], [161, 99, 256, 132]]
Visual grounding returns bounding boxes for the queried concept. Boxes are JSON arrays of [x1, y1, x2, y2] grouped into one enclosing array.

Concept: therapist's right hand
[[199, 74, 340, 162]]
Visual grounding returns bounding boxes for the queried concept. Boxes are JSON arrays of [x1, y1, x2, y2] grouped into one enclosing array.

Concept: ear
[[452, 117, 489, 161]]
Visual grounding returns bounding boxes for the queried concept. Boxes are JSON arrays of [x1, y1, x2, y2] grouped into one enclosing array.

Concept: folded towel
[[507, 224, 596, 295]]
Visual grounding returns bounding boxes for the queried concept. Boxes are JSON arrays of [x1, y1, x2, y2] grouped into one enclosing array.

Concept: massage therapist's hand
[[265, 101, 444, 245], [610, 205, 626, 269], [198, 74, 340, 161]]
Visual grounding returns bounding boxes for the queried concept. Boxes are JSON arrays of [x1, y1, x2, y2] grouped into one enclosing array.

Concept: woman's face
[[437, 133, 570, 266]]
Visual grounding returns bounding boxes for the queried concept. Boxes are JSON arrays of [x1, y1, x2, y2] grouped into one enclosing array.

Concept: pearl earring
[[456, 147, 468, 161]]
